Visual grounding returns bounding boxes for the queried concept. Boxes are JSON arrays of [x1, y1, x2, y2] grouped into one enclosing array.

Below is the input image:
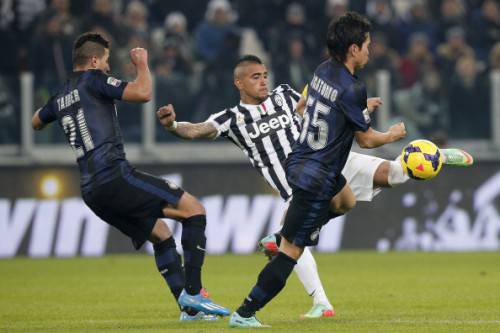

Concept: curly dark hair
[[326, 12, 372, 63]]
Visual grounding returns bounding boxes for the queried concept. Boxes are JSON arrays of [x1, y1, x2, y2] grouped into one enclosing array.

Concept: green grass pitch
[[1, 252, 499, 333]]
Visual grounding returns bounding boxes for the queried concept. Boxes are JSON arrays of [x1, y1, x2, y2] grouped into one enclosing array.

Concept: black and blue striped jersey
[[286, 59, 371, 199], [38, 69, 129, 193]]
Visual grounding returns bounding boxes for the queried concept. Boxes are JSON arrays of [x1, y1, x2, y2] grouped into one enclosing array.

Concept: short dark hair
[[72, 32, 109, 67], [235, 55, 263, 67], [326, 12, 372, 63]]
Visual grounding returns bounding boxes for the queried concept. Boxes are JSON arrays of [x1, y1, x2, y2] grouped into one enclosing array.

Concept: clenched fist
[[130, 48, 148, 67], [156, 104, 176, 128], [389, 122, 407, 141]]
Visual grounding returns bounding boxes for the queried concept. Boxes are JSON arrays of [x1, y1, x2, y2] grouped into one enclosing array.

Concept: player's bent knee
[[149, 219, 173, 244], [279, 237, 304, 261], [343, 197, 356, 212], [177, 192, 206, 217], [373, 161, 391, 187]]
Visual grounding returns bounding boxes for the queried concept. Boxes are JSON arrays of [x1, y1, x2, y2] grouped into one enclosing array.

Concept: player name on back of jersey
[[56, 89, 80, 111], [310, 75, 338, 103], [246, 110, 292, 139]]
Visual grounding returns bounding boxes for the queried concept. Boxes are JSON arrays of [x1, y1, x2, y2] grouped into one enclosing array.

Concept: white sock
[[294, 247, 333, 308], [388, 157, 410, 187]]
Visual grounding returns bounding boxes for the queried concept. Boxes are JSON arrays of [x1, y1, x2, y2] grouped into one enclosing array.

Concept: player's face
[[238, 63, 268, 103], [354, 33, 371, 70], [94, 48, 111, 73]]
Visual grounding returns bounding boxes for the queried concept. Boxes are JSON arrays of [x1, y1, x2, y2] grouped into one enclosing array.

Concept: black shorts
[[82, 166, 184, 250], [281, 175, 346, 247]]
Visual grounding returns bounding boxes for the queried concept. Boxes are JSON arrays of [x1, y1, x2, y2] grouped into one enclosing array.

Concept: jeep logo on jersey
[[246, 111, 292, 139]]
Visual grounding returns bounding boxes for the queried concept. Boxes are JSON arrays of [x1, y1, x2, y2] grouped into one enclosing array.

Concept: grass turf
[[1, 252, 499, 333]]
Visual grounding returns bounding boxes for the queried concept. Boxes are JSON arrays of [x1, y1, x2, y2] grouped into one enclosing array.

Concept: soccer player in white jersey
[[156, 55, 473, 319]]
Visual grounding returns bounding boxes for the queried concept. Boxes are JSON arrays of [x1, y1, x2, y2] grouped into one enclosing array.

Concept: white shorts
[[341, 152, 386, 202]]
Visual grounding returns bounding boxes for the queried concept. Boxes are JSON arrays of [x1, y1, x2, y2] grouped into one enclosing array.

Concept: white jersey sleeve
[[205, 109, 232, 139]]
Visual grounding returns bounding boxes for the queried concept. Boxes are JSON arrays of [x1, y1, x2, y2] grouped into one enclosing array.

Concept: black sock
[[274, 233, 282, 247], [237, 252, 297, 318], [181, 215, 207, 295], [153, 237, 185, 301], [327, 211, 343, 221]]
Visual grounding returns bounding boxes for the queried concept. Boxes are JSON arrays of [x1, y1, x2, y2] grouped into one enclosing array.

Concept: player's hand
[[156, 104, 176, 128], [367, 97, 382, 113], [130, 48, 148, 67], [389, 122, 406, 141]]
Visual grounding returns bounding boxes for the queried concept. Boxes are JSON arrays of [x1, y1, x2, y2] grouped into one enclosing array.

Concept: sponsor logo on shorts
[[310, 228, 320, 241], [165, 180, 179, 190]]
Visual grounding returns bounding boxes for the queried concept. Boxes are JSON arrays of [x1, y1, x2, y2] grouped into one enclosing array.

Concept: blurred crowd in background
[[0, 0, 498, 144]]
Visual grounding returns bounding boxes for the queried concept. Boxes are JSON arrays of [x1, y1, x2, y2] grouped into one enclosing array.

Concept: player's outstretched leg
[[150, 220, 185, 302], [297, 248, 335, 318], [229, 311, 270, 328], [162, 192, 230, 318], [150, 219, 219, 321], [174, 193, 230, 317], [258, 234, 335, 318]]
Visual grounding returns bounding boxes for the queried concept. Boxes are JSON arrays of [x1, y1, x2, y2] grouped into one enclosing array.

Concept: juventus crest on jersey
[[207, 84, 302, 200]]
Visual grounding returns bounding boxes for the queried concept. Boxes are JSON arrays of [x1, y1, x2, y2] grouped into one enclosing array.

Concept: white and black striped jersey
[[206, 84, 302, 200]]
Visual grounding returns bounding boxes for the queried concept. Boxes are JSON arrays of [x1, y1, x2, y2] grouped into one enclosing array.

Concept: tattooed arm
[[156, 104, 218, 140]]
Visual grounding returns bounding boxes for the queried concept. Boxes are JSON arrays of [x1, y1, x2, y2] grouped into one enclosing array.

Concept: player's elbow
[[356, 136, 373, 149], [31, 117, 44, 131], [137, 89, 152, 102]]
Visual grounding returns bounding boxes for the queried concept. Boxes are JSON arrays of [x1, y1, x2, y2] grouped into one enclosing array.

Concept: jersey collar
[[239, 95, 273, 115]]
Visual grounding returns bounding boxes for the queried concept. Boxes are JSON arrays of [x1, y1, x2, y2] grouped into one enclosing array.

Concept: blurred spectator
[[489, 42, 500, 70], [448, 55, 490, 139], [365, 0, 397, 45], [0, 0, 46, 71], [269, 3, 318, 72], [398, 33, 434, 88], [436, 0, 466, 43], [37, 0, 80, 43], [148, 0, 204, 30], [194, 28, 241, 122], [29, 12, 73, 93], [393, 69, 447, 138], [436, 27, 475, 81], [158, 12, 193, 63], [123, 0, 149, 36], [321, 0, 348, 37], [155, 38, 193, 78], [195, 0, 238, 62], [274, 34, 313, 90], [394, 0, 437, 53], [83, 0, 126, 45], [468, 0, 500, 61], [154, 38, 195, 140], [362, 32, 401, 92], [0, 76, 19, 143]]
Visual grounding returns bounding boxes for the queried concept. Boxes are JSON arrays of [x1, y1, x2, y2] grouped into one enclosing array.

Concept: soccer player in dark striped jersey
[[227, 12, 407, 327], [157, 51, 473, 323], [31, 32, 229, 321]]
